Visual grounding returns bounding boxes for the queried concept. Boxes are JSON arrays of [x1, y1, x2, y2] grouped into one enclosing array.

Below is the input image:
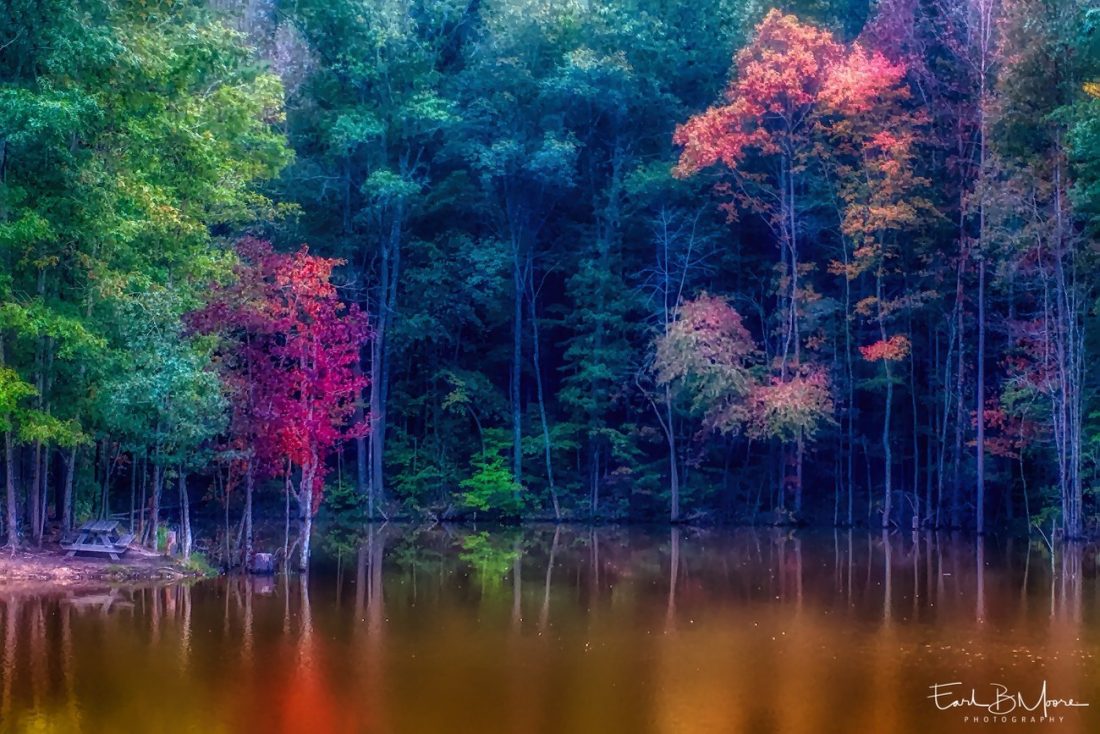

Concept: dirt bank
[[0, 545, 204, 595]]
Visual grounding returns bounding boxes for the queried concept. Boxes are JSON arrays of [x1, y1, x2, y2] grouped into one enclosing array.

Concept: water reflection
[[0, 527, 1097, 733]]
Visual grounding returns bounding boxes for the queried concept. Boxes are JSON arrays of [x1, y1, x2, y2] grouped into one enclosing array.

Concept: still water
[[0, 526, 1098, 733]]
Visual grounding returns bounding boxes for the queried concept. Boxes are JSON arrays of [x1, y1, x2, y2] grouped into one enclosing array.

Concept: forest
[[2, 0, 1100, 571]]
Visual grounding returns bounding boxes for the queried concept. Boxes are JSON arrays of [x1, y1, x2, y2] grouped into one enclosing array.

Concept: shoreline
[[0, 545, 205, 596], [1, 522, 1093, 596]]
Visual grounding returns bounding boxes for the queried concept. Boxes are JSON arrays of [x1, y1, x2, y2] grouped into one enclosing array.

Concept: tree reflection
[[538, 526, 560, 632], [511, 537, 522, 629], [882, 530, 892, 626], [666, 526, 680, 632], [1, 597, 16, 725], [976, 536, 986, 623]]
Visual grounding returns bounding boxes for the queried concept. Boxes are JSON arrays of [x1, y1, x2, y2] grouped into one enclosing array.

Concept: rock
[[249, 552, 275, 575], [250, 576, 276, 595]]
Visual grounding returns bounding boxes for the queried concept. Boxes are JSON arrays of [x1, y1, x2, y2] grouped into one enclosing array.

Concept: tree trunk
[[782, 156, 803, 514], [62, 446, 76, 534], [882, 369, 894, 529], [666, 388, 680, 523], [129, 453, 137, 533], [368, 201, 402, 519], [36, 444, 48, 543], [511, 245, 524, 485], [283, 467, 291, 567], [842, 234, 855, 526], [909, 307, 920, 527], [29, 441, 41, 545], [795, 435, 804, 517], [149, 457, 162, 551], [243, 460, 254, 566], [4, 431, 16, 551], [975, 256, 986, 534], [934, 322, 954, 529], [1050, 159, 1083, 538], [298, 462, 315, 574], [594, 442, 602, 517], [527, 280, 559, 520], [29, 272, 45, 545], [878, 266, 893, 529], [137, 454, 146, 542], [973, 0, 992, 537], [354, 358, 368, 499], [179, 468, 191, 560], [368, 345, 385, 518], [653, 208, 687, 522], [951, 255, 966, 529]]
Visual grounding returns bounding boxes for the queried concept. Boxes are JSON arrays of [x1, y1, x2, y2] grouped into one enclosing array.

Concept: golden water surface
[[0, 527, 1097, 733]]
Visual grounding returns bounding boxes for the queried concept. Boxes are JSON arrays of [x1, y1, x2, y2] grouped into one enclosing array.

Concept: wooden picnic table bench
[[61, 520, 133, 561]]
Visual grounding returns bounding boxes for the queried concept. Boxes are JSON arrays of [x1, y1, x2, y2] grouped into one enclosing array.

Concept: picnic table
[[61, 520, 135, 561]]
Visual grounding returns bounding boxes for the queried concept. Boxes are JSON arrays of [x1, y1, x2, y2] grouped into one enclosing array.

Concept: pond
[[0, 526, 1097, 733]]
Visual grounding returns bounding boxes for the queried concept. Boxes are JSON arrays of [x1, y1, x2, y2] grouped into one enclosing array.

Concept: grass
[[180, 552, 218, 578]]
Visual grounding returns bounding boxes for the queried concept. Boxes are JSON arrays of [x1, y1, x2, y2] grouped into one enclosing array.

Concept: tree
[[1, 0, 289, 546], [189, 237, 283, 566], [279, 0, 459, 518], [820, 44, 930, 527], [654, 292, 832, 518], [636, 192, 721, 522], [674, 10, 841, 377], [654, 293, 759, 435], [265, 245, 369, 571], [986, 0, 1092, 537], [196, 239, 369, 572], [674, 10, 844, 513], [0, 348, 35, 549], [102, 289, 226, 556], [458, 1, 581, 488]]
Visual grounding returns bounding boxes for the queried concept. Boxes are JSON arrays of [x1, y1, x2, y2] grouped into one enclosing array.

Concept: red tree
[[192, 238, 369, 572], [190, 237, 278, 566], [263, 244, 369, 571]]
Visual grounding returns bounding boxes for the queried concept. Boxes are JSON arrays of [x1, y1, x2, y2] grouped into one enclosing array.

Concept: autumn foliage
[[669, 10, 940, 519], [654, 293, 758, 431], [744, 369, 833, 442], [654, 295, 832, 441], [859, 335, 911, 362], [670, 11, 875, 450], [191, 238, 369, 568], [673, 10, 841, 179]]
